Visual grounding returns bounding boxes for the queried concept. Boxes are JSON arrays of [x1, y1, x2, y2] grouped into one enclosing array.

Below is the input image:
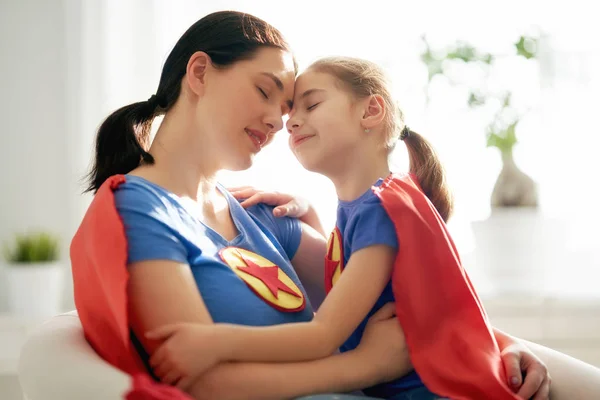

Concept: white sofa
[[18, 311, 130, 400], [17, 312, 369, 400]]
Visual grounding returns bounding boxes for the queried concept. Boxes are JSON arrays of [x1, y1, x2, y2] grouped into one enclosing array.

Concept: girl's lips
[[291, 134, 315, 148]]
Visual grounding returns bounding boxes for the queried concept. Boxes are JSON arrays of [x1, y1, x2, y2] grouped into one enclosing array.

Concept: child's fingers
[[153, 360, 171, 380], [226, 186, 255, 193], [176, 376, 195, 391], [145, 323, 179, 340], [163, 370, 182, 385], [228, 187, 259, 199], [274, 202, 302, 217], [240, 192, 288, 208]]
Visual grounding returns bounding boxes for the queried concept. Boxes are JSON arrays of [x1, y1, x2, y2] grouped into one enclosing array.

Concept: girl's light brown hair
[[309, 57, 454, 222]]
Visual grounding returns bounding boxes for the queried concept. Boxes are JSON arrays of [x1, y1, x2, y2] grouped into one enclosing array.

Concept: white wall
[[0, 0, 68, 311], [0, 0, 106, 312]]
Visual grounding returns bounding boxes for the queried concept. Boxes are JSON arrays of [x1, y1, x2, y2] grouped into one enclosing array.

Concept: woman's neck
[[140, 109, 220, 202]]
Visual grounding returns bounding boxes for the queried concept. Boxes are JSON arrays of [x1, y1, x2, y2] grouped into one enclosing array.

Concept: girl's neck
[[329, 154, 391, 202]]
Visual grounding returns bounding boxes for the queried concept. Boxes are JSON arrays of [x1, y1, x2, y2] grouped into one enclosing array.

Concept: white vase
[[491, 149, 538, 207], [6, 262, 64, 318]]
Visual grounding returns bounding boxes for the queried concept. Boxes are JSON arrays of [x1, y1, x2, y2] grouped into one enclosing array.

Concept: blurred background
[[1, 0, 599, 398]]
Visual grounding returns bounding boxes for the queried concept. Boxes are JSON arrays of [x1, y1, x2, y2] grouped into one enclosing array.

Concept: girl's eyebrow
[[300, 88, 325, 99]]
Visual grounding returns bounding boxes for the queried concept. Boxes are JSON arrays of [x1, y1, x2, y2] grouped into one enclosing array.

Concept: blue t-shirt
[[334, 178, 424, 398], [114, 175, 315, 327]]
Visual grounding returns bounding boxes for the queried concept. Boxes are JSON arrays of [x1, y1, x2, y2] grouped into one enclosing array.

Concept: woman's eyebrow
[[261, 72, 293, 110], [260, 72, 284, 91]]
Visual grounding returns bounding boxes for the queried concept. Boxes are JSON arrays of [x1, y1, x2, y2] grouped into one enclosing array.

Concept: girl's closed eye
[[258, 87, 269, 99], [307, 102, 320, 111]]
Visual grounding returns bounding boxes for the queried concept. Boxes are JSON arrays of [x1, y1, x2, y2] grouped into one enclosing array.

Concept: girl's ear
[[361, 94, 386, 131]]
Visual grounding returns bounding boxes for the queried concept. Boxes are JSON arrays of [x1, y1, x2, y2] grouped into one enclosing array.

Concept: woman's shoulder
[[113, 174, 180, 218]]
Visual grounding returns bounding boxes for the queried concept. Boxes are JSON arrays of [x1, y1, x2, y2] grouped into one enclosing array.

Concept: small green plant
[[420, 34, 539, 157], [3, 232, 60, 264]]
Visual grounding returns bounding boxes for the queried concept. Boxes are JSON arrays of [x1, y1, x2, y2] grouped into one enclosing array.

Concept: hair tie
[[400, 126, 411, 141], [147, 94, 167, 109]]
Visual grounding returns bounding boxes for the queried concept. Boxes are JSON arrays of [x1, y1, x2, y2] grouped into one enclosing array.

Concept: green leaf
[[482, 53, 494, 64], [446, 42, 493, 65], [515, 35, 538, 59], [420, 37, 445, 82], [486, 121, 519, 152], [468, 92, 486, 107], [447, 43, 478, 62], [3, 232, 60, 264]]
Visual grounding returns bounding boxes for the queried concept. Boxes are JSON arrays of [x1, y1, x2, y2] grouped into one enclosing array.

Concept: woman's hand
[[500, 339, 551, 399]]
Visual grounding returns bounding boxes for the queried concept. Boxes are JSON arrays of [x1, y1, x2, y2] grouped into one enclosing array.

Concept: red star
[[324, 258, 340, 293], [325, 258, 340, 273], [236, 253, 301, 299]]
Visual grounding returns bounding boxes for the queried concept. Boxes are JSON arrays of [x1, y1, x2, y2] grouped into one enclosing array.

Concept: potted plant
[[420, 34, 559, 292], [3, 231, 64, 317], [421, 34, 540, 208]]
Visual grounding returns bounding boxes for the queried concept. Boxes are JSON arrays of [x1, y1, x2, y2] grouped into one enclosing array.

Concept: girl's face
[[193, 47, 295, 172], [286, 70, 364, 175]]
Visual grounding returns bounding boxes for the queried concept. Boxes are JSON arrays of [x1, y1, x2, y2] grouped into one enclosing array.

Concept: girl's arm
[[219, 244, 395, 362], [148, 244, 395, 380]]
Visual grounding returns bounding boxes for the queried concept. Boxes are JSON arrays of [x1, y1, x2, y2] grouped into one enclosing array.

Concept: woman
[[79, 10, 557, 400]]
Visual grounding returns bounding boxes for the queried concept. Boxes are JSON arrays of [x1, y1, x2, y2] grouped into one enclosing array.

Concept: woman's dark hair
[[85, 11, 294, 193]]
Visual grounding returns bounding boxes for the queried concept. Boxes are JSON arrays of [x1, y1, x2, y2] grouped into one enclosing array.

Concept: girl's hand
[[228, 186, 310, 218], [146, 323, 223, 390]]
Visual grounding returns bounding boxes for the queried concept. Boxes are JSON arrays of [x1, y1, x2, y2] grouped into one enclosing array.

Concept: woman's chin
[[224, 154, 255, 172]]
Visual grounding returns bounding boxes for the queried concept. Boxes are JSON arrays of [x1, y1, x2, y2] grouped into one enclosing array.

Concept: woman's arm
[[128, 260, 217, 388], [188, 303, 412, 400], [290, 221, 328, 309]]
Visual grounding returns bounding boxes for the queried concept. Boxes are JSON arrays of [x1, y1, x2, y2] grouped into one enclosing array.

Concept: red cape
[[70, 175, 192, 400], [372, 173, 517, 399]]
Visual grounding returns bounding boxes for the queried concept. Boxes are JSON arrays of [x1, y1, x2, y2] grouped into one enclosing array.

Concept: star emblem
[[218, 247, 306, 312], [237, 252, 301, 299]]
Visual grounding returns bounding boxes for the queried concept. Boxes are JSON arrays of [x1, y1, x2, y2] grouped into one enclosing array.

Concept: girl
[[146, 57, 566, 399]]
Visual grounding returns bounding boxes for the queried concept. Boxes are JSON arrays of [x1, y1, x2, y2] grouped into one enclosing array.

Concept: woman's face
[[197, 47, 295, 172]]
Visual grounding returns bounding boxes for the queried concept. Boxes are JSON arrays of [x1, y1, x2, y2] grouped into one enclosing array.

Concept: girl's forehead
[[292, 71, 332, 96]]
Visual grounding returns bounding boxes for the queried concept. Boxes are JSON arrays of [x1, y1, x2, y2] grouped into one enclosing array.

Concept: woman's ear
[[361, 94, 386, 131], [185, 51, 211, 97]]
